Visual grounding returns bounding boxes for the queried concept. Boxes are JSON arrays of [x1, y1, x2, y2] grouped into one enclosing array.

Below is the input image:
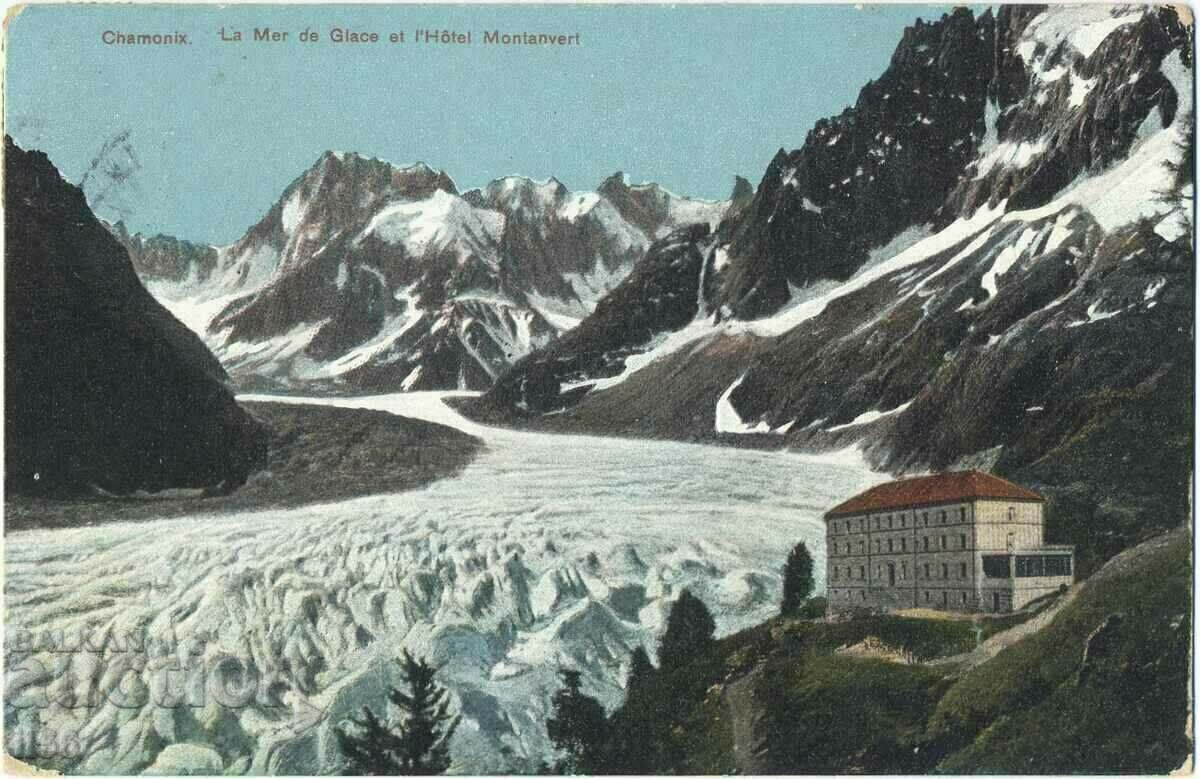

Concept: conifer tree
[[657, 589, 716, 670], [781, 541, 816, 617], [546, 669, 609, 773], [626, 646, 655, 693], [335, 650, 460, 775]]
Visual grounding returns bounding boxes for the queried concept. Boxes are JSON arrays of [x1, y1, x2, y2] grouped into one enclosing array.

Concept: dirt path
[[929, 587, 1083, 672], [726, 668, 770, 774]]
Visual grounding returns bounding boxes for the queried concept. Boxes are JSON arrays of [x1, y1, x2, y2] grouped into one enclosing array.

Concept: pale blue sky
[[7, 3, 955, 244]]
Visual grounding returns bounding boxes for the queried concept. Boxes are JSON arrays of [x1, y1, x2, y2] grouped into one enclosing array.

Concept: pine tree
[[781, 541, 816, 617], [546, 669, 609, 773], [657, 589, 716, 671], [335, 650, 460, 775], [606, 645, 660, 774], [626, 646, 655, 693]]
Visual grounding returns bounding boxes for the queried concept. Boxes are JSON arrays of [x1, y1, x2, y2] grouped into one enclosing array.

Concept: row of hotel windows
[[831, 533, 968, 556], [831, 507, 967, 534], [831, 506, 1024, 535], [830, 588, 973, 606], [831, 561, 970, 581]]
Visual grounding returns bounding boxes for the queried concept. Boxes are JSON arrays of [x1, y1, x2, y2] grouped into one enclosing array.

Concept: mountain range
[[115, 157, 738, 392]]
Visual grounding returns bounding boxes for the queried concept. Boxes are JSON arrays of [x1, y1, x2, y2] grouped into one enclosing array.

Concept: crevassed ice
[[4, 393, 884, 774]]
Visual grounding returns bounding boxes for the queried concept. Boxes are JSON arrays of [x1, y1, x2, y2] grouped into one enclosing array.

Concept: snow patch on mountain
[[826, 401, 913, 432], [715, 374, 771, 434], [360, 190, 505, 260]]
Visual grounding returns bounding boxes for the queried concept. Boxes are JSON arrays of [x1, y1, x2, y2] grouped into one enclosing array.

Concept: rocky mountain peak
[[729, 175, 754, 207], [710, 6, 997, 320], [476, 175, 570, 216]]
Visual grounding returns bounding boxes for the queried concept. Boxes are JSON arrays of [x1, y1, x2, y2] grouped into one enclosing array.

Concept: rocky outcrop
[[106, 220, 219, 285], [4, 137, 268, 497], [487, 223, 716, 412]]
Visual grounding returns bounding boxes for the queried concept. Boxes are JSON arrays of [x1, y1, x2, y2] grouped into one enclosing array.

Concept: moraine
[[4, 393, 883, 775]]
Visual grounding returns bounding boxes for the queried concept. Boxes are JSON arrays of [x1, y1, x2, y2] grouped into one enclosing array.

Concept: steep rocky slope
[[4, 137, 268, 497], [467, 4, 1194, 570], [143, 152, 733, 392]]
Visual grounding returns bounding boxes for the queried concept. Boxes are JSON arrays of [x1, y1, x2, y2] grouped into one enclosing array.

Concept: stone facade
[[824, 472, 1074, 614]]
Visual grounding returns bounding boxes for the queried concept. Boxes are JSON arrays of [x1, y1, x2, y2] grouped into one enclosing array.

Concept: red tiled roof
[[825, 470, 1043, 518]]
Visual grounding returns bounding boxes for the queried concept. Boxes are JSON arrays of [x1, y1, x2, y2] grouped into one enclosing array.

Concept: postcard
[[3, 2, 1194, 775]]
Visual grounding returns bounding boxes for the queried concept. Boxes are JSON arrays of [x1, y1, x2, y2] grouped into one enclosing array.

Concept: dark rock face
[[4, 137, 268, 497], [488, 223, 714, 411], [707, 5, 1190, 322], [948, 5, 1191, 216], [107, 221, 218, 285], [712, 8, 998, 319]]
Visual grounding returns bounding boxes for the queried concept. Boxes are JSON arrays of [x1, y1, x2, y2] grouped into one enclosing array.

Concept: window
[[982, 555, 1010, 578], [923, 537, 929, 551], [960, 533, 967, 549], [875, 518, 881, 530], [860, 519, 865, 532], [877, 565, 883, 579], [942, 563, 949, 579], [861, 591, 867, 601], [923, 512, 929, 526], [1046, 556, 1072, 577], [961, 591, 968, 604], [960, 562, 967, 578], [860, 541, 865, 553], [875, 540, 881, 553], [924, 563, 930, 578], [1007, 507, 1016, 521], [941, 535, 947, 550], [888, 514, 893, 528], [900, 514, 906, 528], [942, 591, 948, 605], [924, 591, 930, 603], [901, 537, 907, 552], [959, 507, 966, 522], [833, 567, 839, 580], [901, 562, 908, 580], [859, 565, 865, 579], [940, 510, 947, 524], [1015, 555, 1073, 577], [888, 539, 894, 552]]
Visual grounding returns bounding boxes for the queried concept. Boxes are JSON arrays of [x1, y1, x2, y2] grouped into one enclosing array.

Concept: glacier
[[4, 393, 883, 775]]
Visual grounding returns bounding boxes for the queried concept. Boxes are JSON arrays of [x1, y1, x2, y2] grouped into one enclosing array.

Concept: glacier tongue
[[5, 393, 883, 774]]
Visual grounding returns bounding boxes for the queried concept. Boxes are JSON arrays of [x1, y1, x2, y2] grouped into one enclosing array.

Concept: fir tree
[[335, 650, 460, 775], [626, 646, 655, 693], [657, 589, 716, 670], [606, 646, 660, 774], [781, 541, 816, 617], [546, 669, 609, 773]]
